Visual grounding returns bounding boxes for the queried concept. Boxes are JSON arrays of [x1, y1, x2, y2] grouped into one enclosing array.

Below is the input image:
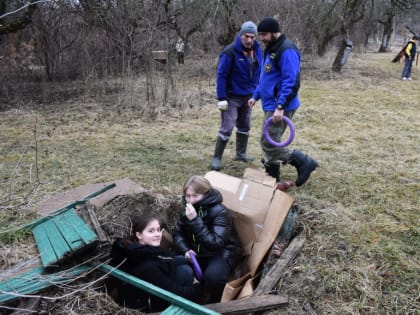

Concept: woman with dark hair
[[173, 175, 243, 303], [108, 213, 201, 312]]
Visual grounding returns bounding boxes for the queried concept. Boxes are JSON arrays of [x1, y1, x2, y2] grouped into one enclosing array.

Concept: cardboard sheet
[[205, 168, 294, 300]]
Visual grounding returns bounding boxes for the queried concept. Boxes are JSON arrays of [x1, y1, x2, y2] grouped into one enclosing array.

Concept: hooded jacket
[[108, 239, 201, 312], [216, 35, 262, 100], [253, 34, 301, 112], [173, 188, 242, 269], [404, 39, 417, 59]]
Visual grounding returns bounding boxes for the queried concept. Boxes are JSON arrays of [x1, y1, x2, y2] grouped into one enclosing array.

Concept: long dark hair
[[130, 213, 161, 242]]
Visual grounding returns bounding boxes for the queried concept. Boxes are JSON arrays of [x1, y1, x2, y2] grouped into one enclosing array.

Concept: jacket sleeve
[[216, 53, 233, 100], [190, 206, 231, 251], [277, 49, 300, 108], [173, 219, 191, 254]]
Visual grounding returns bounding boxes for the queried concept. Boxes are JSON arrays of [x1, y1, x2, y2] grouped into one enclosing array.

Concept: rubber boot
[[262, 159, 280, 182], [210, 137, 228, 171], [235, 133, 254, 162], [289, 150, 319, 186]]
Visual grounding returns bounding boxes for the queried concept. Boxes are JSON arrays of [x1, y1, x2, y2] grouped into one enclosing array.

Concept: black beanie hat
[[257, 17, 280, 33]]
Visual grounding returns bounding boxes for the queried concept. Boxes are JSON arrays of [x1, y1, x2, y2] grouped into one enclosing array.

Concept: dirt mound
[[97, 191, 183, 241]]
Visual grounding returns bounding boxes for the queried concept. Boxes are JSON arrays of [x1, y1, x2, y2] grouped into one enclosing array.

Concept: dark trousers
[[198, 255, 230, 303], [177, 52, 184, 64], [173, 255, 194, 285]]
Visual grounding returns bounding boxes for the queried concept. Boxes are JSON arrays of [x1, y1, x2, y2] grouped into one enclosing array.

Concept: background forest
[[1, 1, 419, 315]]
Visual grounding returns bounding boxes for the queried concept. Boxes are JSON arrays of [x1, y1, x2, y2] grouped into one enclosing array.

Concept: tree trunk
[[332, 39, 353, 73], [378, 10, 394, 53]]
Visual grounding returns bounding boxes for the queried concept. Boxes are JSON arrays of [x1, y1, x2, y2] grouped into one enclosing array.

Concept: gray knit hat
[[240, 21, 257, 36]]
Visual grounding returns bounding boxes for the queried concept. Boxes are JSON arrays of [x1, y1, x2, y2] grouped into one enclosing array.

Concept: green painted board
[[61, 209, 97, 244], [32, 224, 59, 267], [42, 219, 72, 262], [0, 265, 91, 303], [99, 264, 220, 315], [32, 209, 97, 267], [0, 267, 45, 292], [161, 304, 198, 314], [51, 210, 84, 250]]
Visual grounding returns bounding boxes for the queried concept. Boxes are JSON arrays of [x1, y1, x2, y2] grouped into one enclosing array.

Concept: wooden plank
[[86, 205, 110, 243], [23, 183, 116, 231], [61, 209, 97, 244], [0, 265, 91, 303], [253, 233, 305, 296], [42, 219, 72, 264], [204, 294, 288, 314], [0, 267, 44, 292], [160, 304, 198, 315], [52, 210, 84, 250], [98, 264, 220, 315], [32, 224, 58, 267]]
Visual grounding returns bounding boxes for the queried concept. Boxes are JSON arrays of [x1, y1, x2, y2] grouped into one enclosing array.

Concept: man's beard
[[263, 33, 277, 47]]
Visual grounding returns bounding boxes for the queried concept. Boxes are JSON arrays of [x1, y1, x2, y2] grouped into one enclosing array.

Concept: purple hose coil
[[263, 116, 295, 147], [189, 253, 203, 281]]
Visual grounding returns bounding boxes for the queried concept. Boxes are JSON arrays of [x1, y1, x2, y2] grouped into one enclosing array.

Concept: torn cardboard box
[[205, 168, 294, 300]]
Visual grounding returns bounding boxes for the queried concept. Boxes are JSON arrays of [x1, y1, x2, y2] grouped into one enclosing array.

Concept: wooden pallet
[[32, 208, 98, 267]]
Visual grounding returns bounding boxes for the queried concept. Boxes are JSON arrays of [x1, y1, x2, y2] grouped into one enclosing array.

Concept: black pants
[[198, 255, 230, 303]]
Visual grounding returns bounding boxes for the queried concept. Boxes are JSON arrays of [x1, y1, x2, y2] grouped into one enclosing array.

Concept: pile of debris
[[0, 171, 305, 314]]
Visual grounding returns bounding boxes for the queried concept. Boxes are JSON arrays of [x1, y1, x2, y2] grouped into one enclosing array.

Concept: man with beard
[[248, 17, 318, 187]]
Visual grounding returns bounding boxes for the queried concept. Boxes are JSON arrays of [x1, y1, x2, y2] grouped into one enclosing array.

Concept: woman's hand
[[185, 202, 197, 221], [184, 249, 196, 262]]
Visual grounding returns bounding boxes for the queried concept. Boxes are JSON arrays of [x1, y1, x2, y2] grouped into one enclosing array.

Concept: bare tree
[[0, 0, 39, 36], [331, 0, 368, 72], [378, 0, 415, 52]]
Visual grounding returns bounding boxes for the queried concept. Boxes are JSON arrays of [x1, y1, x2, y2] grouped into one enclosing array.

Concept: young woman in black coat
[[108, 214, 201, 312], [173, 175, 243, 303]]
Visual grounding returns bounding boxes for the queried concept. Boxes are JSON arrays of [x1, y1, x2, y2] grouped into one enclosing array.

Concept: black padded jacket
[[107, 239, 201, 312], [173, 188, 242, 269]]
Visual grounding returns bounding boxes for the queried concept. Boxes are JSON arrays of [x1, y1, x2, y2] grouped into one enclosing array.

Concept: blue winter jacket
[[216, 36, 262, 100], [253, 34, 301, 112]]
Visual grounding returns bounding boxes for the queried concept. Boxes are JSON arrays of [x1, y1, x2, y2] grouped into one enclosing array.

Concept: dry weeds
[[0, 50, 419, 314]]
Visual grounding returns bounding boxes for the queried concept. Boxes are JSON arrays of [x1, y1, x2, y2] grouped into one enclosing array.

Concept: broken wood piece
[[85, 204, 110, 243], [205, 294, 288, 314], [253, 233, 305, 296]]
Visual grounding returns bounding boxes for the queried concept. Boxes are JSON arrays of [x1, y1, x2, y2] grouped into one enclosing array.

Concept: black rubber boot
[[235, 133, 254, 162], [262, 159, 280, 182], [210, 137, 228, 171], [289, 150, 319, 186]]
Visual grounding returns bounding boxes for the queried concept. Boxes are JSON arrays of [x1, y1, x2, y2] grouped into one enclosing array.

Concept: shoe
[[402, 77, 407, 80], [407, 77, 412, 80]]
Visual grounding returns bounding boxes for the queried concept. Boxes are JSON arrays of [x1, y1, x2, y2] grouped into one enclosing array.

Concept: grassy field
[[0, 50, 419, 314]]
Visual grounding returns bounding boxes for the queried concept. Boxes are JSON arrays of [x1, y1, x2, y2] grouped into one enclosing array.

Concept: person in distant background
[[108, 214, 201, 312], [248, 17, 318, 186], [173, 175, 242, 303], [211, 21, 262, 171], [401, 35, 418, 80], [176, 37, 185, 64]]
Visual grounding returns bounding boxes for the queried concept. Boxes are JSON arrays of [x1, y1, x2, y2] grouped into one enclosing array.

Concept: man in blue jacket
[[248, 17, 318, 186], [211, 21, 262, 171]]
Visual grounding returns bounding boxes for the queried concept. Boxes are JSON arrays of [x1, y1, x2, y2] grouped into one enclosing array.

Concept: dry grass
[[0, 50, 419, 314]]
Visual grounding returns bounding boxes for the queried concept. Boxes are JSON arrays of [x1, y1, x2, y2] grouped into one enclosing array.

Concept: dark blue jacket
[[253, 34, 301, 112], [216, 35, 262, 100]]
